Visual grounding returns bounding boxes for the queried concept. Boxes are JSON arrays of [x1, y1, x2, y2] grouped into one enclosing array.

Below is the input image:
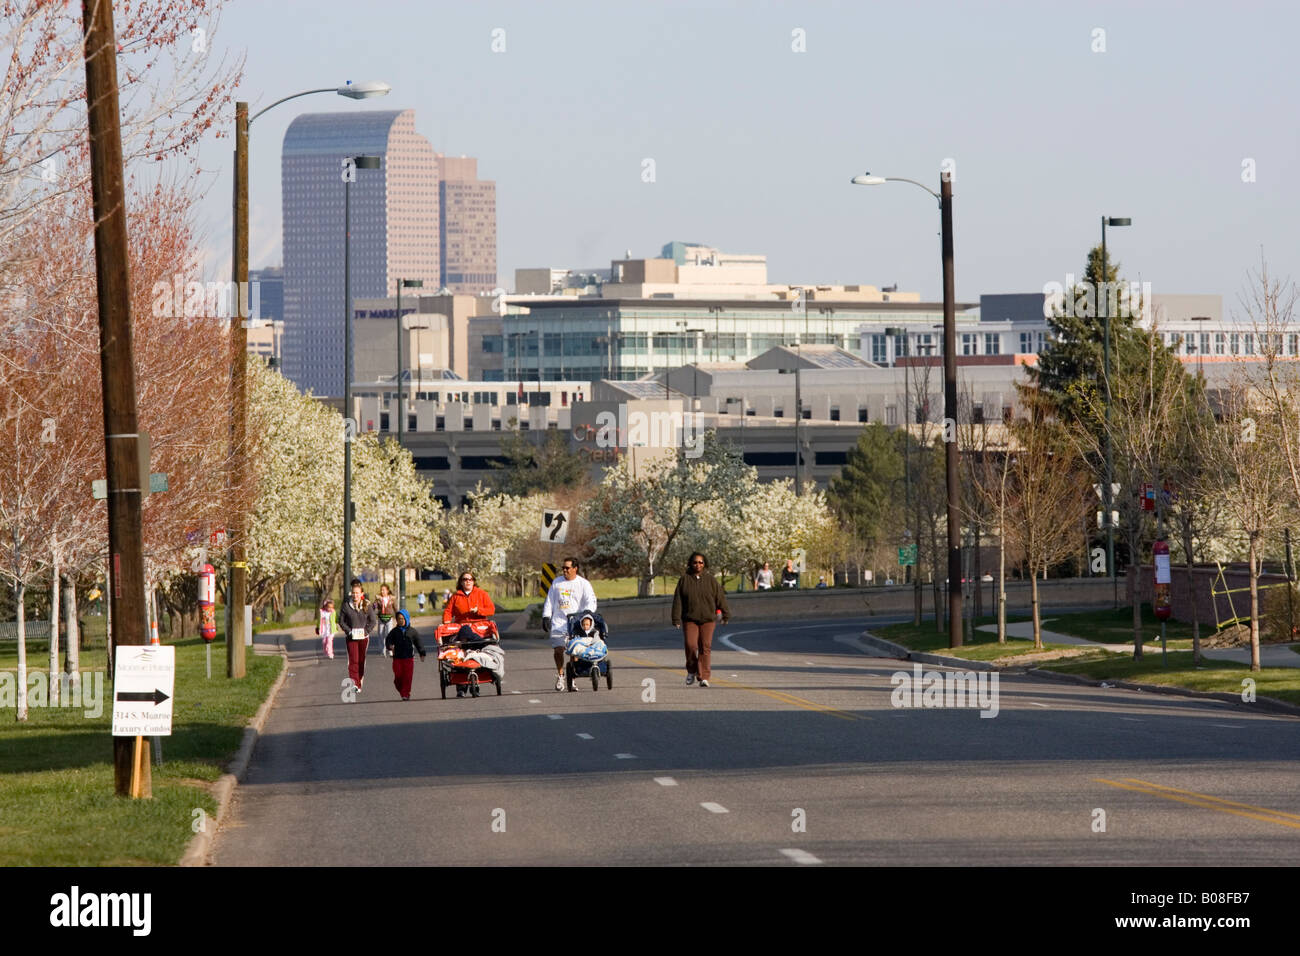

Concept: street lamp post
[[1101, 215, 1131, 609], [395, 277, 422, 611], [853, 170, 963, 647], [342, 154, 382, 600], [229, 80, 388, 678], [1189, 315, 1211, 379]]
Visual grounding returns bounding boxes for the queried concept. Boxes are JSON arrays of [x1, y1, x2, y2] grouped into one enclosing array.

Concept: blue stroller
[[564, 611, 612, 692]]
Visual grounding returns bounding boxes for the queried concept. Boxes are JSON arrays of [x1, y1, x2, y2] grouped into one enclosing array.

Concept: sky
[[191, 0, 1300, 309]]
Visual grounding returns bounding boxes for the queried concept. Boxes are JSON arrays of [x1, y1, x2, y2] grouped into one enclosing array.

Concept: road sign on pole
[[112, 646, 175, 737], [898, 544, 918, 567], [541, 510, 570, 543]]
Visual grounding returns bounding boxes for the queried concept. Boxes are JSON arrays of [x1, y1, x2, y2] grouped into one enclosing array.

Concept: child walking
[[384, 610, 426, 701], [318, 599, 337, 659]]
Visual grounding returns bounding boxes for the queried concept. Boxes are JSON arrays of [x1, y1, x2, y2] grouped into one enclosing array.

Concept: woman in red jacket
[[442, 570, 495, 624]]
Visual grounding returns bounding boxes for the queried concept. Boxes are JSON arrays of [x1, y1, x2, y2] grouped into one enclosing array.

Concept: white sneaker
[[699, 679, 710, 688], [555, 673, 565, 692], [685, 674, 695, 686]]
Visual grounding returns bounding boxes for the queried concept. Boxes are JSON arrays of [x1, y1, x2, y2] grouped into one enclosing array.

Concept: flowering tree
[[583, 438, 750, 596]]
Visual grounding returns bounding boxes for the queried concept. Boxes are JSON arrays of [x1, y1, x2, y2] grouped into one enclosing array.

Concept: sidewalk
[[975, 620, 1300, 668]]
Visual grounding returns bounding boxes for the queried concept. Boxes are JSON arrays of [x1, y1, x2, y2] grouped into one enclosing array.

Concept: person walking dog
[[672, 552, 730, 688]]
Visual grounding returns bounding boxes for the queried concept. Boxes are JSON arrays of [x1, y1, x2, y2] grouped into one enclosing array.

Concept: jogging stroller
[[563, 611, 612, 692], [435, 620, 504, 698]]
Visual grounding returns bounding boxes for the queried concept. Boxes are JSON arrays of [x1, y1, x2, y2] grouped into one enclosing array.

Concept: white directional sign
[[112, 646, 175, 737], [541, 510, 570, 543]]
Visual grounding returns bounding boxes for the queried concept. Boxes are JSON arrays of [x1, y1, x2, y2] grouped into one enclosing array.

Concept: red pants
[[392, 657, 414, 698], [683, 621, 716, 680], [346, 638, 367, 686]]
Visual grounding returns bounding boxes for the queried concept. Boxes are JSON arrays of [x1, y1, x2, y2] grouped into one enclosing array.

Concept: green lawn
[[1040, 650, 1300, 707], [1037, 605, 1201, 645], [873, 617, 1082, 663], [0, 634, 282, 865]]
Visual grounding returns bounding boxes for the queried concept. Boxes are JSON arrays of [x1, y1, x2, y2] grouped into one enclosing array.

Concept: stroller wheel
[[495, 675, 503, 695], [606, 663, 613, 690], [591, 667, 599, 692], [565, 662, 576, 692]]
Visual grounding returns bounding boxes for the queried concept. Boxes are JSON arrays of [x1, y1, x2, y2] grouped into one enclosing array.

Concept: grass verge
[[0, 635, 282, 865], [872, 618, 1084, 663], [1038, 649, 1300, 707]]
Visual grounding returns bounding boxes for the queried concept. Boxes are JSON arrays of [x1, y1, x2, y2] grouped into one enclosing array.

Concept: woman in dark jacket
[[671, 552, 730, 688], [339, 578, 378, 694]]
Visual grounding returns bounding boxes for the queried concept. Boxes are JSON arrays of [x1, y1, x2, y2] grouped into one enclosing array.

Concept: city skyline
[[192, 1, 1299, 311]]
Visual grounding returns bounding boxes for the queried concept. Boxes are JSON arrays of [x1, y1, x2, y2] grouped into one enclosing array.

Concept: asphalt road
[[211, 616, 1300, 866]]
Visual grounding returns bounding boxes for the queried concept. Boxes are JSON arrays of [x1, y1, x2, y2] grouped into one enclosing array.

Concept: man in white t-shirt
[[542, 557, 597, 691]]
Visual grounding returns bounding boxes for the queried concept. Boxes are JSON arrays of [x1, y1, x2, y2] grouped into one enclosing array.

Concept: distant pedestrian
[[375, 584, 397, 644], [672, 552, 730, 688], [754, 561, 774, 591], [339, 579, 377, 695], [781, 559, 799, 589], [417, 591, 427, 614], [384, 610, 426, 700], [816, 575, 828, 589], [318, 598, 337, 660]]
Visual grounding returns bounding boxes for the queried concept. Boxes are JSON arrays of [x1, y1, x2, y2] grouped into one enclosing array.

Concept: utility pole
[[395, 277, 422, 613], [83, 0, 150, 797], [941, 174, 962, 648], [228, 100, 249, 679]]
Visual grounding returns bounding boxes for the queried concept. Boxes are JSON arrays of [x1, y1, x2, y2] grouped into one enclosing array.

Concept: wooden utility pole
[[82, 0, 151, 797]]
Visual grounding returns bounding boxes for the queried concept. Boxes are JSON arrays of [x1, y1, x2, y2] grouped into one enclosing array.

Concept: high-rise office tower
[[438, 153, 497, 295], [281, 109, 439, 396]]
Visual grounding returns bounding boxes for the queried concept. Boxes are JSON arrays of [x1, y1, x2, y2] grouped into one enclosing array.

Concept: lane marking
[[1029, 702, 1050, 708], [615, 753, 636, 759], [1095, 777, 1300, 831], [1118, 717, 1142, 722], [547, 714, 564, 720], [528, 699, 541, 703], [576, 733, 593, 740], [780, 848, 822, 865], [805, 661, 816, 666], [1210, 724, 1243, 729], [510, 690, 522, 694], [700, 802, 728, 813], [718, 632, 758, 656], [654, 777, 678, 787], [620, 654, 864, 722]]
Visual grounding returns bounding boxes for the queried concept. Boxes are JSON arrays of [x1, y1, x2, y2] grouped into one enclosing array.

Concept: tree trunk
[[997, 534, 1007, 644], [49, 553, 60, 706], [1249, 536, 1261, 672], [1128, 531, 1143, 660], [65, 580, 80, 695], [973, 523, 983, 618], [16, 579, 27, 722], [1030, 566, 1042, 650]]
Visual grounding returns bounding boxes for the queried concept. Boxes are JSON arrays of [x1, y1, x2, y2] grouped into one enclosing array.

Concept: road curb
[[859, 632, 997, 671], [1026, 666, 1300, 717], [179, 637, 292, 867]]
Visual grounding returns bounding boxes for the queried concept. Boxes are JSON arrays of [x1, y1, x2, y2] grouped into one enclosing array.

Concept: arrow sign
[[115, 689, 170, 705], [541, 509, 570, 543]]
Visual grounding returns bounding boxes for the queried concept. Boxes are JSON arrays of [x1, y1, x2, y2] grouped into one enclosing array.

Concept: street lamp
[[343, 154, 383, 600], [229, 79, 389, 678], [853, 169, 962, 647], [1189, 315, 1211, 379], [395, 277, 423, 611], [1101, 215, 1131, 608]]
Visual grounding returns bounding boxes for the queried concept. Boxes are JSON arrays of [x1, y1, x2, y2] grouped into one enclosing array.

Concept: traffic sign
[[541, 510, 569, 543], [898, 544, 918, 566], [112, 646, 175, 737]]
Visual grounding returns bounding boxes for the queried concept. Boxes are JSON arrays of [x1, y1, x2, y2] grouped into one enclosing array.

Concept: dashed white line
[[1029, 702, 1050, 708], [780, 848, 822, 865], [1118, 717, 1142, 722], [1210, 723, 1243, 729], [700, 802, 729, 814], [510, 690, 522, 695], [528, 699, 541, 704], [547, 714, 564, 720], [576, 733, 593, 740], [614, 752, 636, 759], [654, 777, 678, 787]]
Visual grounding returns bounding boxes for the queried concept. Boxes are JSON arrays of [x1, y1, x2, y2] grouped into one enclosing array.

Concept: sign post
[[112, 645, 175, 799]]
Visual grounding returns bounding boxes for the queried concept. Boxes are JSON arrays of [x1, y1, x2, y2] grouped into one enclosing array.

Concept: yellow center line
[[619, 654, 864, 721], [1121, 777, 1300, 822], [1095, 777, 1300, 832]]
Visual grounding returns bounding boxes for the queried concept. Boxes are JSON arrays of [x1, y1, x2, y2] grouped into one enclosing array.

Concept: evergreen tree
[[827, 424, 905, 552]]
